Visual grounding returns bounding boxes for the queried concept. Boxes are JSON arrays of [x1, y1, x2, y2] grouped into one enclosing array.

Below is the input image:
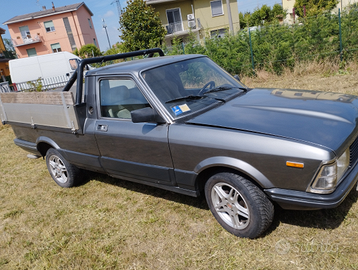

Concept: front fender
[[194, 156, 274, 188]]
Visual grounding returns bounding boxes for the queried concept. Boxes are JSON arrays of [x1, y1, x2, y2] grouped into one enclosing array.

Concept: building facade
[[282, 0, 295, 24], [0, 27, 15, 83], [3, 2, 98, 58], [282, 0, 358, 24], [146, 0, 240, 46]]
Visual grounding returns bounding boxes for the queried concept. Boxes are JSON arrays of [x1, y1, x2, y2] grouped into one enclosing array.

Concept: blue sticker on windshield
[[172, 106, 183, 116], [172, 104, 190, 116]]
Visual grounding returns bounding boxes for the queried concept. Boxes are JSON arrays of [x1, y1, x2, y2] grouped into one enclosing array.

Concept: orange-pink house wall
[[75, 7, 98, 46], [7, 6, 98, 58]]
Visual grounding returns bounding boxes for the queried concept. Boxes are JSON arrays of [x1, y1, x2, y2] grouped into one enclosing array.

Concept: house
[[0, 27, 15, 84], [282, 0, 358, 24], [146, 0, 240, 46], [282, 0, 295, 24], [3, 2, 99, 58]]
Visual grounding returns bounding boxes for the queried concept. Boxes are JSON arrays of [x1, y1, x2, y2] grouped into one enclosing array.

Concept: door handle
[[97, 124, 108, 132]]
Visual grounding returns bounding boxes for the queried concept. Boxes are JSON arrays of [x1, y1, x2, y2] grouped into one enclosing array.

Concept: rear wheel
[[205, 172, 274, 238], [46, 148, 81, 188]]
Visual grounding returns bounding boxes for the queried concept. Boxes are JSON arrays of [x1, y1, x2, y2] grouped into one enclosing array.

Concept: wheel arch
[[36, 136, 60, 157], [194, 156, 274, 195]]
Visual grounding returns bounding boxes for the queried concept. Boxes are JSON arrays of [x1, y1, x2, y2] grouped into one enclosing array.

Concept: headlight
[[310, 149, 350, 194]]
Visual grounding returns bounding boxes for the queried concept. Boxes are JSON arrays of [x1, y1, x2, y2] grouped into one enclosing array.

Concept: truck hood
[[186, 88, 358, 151]]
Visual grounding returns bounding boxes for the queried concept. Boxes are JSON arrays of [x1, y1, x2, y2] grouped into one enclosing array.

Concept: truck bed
[[0, 92, 79, 132]]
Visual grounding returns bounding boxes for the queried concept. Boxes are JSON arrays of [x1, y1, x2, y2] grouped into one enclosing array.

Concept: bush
[[163, 5, 358, 77]]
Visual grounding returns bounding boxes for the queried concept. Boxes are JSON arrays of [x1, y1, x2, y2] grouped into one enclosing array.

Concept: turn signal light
[[286, 161, 304, 169]]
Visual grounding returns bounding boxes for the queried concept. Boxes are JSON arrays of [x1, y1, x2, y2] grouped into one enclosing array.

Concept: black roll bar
[[63, 48, 165, 105]]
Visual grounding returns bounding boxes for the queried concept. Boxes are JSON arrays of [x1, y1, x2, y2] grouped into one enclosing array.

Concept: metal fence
[[0, 82, 11, 93], [13, 74, 71, 92]]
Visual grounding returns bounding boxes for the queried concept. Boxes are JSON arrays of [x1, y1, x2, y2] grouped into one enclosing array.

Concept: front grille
[[349, 136, 358, 167]]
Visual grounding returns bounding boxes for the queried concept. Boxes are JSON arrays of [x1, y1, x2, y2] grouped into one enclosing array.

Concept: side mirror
[[234, 75, 241, 82], [131, 107, 166, 124], [69, 59, 81, 70]]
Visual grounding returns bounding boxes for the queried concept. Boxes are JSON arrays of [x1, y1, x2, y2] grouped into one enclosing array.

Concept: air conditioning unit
[[187, 14, 195, 21], [188, 20, 196, 29]]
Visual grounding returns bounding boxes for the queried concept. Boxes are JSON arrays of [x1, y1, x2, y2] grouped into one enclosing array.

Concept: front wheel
[[205, 172, 274, 238], [46, 148, 81, 188]]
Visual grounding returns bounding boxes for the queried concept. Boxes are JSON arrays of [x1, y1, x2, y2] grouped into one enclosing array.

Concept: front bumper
[[264, 160, 358, 210]]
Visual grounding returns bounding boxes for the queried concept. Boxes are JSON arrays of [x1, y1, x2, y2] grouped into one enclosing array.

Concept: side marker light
[[286, 161, 304, 169]]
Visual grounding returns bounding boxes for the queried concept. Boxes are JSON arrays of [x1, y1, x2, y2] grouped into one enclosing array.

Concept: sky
[[1, 0, 282, 52], [237, 0, 282, 13]]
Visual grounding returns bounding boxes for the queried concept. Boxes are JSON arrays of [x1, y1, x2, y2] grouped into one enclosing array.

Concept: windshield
[[142, 57, 246, 118]]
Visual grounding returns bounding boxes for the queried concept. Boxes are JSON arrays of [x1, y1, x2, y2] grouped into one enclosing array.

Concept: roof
[[0, 27, 5, 34], [3, 2, 93, 25], [87, 54, 205, 76], [146, 0, 185, 5]]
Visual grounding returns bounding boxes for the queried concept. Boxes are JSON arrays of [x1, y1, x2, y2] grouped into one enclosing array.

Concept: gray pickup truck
[[1, 48, 358, 238]]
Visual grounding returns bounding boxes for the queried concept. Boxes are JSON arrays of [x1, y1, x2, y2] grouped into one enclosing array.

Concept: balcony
[[166, 22, 183, 34], [165, 18, 203, 38], [12, 35, 42, 47]]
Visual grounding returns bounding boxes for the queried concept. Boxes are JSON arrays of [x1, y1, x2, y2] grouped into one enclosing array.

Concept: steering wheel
[[198, 81, 215, 95]]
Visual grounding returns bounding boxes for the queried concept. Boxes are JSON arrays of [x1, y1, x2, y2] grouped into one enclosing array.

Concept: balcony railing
[[165, 19, 203, 35], [12, 35, 42, 47], [166, 22, 183, 34]]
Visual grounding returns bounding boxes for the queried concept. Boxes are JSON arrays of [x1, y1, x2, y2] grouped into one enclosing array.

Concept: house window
[[51, 43, 62, 53], [166, 8, 183, 33], [19, 26, 31, 40], [211, 0, 223, 17], [26, 48, 37, 57], [93, 38, 98, 47], [210, 28, 227, 38], [44, 21, 55, 32], [88, 18, 92, 29]]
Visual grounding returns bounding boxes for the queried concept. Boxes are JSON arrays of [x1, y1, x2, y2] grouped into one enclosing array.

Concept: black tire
[[205, 172, 274, 238], [46, 148, 81, 188]]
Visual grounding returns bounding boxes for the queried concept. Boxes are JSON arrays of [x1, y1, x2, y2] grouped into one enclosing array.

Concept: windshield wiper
[[203, 86, 248, 95], [165, 95, 204, 104]]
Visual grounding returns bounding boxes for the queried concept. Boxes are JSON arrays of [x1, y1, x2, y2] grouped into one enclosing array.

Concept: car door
[[94, 76, 175, 185]]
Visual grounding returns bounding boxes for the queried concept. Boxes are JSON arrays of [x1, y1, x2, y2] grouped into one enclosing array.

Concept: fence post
[[339, 8, 343, 62], [249, 28, 255, 75]]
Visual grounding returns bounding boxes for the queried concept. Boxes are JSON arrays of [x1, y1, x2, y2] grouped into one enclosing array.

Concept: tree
[[240, 4, 286, 28], [294, 0, 339, 17], [104, 42, 124, 56], [3, 39, 15, 52], [73, 44, 102, 59], [3, 38, 16, 58], [239, 12, 251, 28], [119, 0, 166, 52]]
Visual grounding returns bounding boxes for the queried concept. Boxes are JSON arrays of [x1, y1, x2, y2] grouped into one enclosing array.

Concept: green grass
[[1, 69, 358, 269]]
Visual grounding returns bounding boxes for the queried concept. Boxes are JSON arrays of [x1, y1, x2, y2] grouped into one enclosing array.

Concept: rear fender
[[36, 136, 60, 156]]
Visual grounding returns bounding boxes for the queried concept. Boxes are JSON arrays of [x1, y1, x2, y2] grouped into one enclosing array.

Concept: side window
[[100, 78, 150, 119]]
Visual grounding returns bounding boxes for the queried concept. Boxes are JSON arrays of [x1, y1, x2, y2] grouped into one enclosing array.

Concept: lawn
[[1, 63, 358, 269]]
